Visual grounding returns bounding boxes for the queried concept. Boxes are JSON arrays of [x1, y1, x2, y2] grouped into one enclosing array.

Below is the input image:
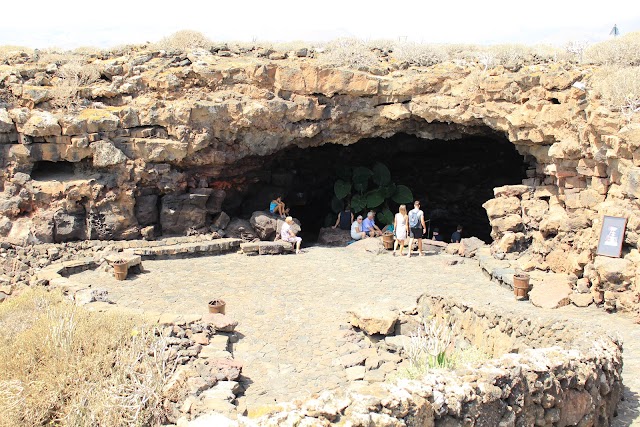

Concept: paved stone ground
[[71, 247, 640, 426]]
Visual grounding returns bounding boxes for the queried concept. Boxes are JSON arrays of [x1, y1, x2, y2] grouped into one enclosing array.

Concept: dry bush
[[152, 30, 213, 52], [319, 38, 379, 70], [0, 288, 172, 426], [591, 66, 640, 117], [583, 32, 640, 66], [0, 45, 33, 61], [49, 59, 102, 109], [391, 42, 448, 67]]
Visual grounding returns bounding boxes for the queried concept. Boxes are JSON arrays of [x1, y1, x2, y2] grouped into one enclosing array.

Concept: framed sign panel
[[596, 216, 627, 258]]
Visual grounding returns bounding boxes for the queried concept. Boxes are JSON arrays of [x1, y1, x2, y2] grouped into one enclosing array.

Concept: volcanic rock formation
[[0, 47, 639, 312]]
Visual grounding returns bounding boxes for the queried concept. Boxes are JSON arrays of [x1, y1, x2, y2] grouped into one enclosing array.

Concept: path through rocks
[[71, 247, 640, 425]]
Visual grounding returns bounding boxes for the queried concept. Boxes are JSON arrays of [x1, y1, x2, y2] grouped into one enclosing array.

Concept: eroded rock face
[[0, 49, 639, 312]]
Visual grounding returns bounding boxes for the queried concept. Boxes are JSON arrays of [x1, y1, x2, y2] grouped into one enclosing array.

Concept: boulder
[[570, 293, 594, 307], [160, 193, 208, 235], [21, 110, 61, 137], [205, 189, 226, 214], [459, 237, 485, 257], [529, 278, 573, 309], [225, 218, 257, 240], [211, 211, 230, 230], [53, 211, 86, 242], [92, 140, 128, 167], [445, 243, 461, 255], [346, 237, 385, 255], [594, 256, 634, 287], [202, 313, 238, 332], [348, 306, 398, 335], [482, 197, 521, 219], [209, 358, 243, 381], [0, 108, 15, 133], [318, 227, 351, 246], [250, 210, 279, 240], [250, 211, 301, 241]]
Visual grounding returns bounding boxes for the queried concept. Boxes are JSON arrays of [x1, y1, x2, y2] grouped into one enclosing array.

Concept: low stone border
[[195, 294, 622, 426]]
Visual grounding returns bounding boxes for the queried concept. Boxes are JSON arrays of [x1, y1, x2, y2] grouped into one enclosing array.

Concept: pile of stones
[[159, 312, 244, 424]]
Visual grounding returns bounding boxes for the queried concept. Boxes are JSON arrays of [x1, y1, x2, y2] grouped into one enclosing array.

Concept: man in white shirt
[[281, 216, 302, 254]]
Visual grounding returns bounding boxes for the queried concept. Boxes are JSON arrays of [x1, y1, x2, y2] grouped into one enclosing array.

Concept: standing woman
[[393, 204, 408, 256]]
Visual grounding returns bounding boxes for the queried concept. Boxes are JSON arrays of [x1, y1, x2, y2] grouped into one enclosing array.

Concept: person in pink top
[[281, 216, 302, 254]]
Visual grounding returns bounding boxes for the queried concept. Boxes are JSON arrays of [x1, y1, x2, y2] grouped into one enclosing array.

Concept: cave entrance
[[31, 160, 76, 181], [237, 132, 530, 243]]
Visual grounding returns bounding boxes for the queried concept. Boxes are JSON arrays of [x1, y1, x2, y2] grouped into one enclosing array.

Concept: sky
[[1, 0, 639, 49]]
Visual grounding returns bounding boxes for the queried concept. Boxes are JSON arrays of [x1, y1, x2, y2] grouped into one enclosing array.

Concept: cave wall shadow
[[233, 133, 530, 243]]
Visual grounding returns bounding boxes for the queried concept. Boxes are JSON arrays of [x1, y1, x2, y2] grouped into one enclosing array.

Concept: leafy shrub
[[333, 162, 413, 225], [591, 66, 640, 117], [152, 30, 213, 52], [0, 288, 172, 426], [403, 316, 489, 379], [319, 38, 379, 69]]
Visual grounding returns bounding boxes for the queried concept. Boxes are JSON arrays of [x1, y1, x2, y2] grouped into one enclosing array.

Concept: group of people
[[335, 201, 464, 256], [272, 194, 464, 256]]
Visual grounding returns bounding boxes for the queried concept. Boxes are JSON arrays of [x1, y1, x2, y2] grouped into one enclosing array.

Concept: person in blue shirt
[[361, 211, 382, 237], [269, 196, 289, 218]]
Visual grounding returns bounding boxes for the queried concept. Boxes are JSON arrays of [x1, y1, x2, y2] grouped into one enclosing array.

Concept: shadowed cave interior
[[227, 133, 531, 243]]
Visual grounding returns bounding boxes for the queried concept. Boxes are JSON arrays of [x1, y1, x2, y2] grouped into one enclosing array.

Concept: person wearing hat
[[351, 215, 366, 240]]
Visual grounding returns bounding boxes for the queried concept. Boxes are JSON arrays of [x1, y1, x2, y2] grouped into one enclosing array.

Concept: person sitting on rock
[[351, 215, 366, 241], [361, 211, 382, 237], [333, 204, 354, 231], [281, 216, 302, 254], [432, 227, 444, 242], [451, 225, 463, 243], [269, 196, 289, 218]]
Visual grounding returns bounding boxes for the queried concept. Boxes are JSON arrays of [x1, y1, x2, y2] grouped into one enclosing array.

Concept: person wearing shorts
[[407, 200, 426, 257]]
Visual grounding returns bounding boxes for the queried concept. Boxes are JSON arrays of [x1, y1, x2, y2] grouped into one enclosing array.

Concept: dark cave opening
[[233, 133, 530, 243], [31, 160, 76, 181]]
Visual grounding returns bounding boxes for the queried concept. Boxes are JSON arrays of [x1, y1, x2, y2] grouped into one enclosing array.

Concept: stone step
[[240, 240, 294, 255], [132, 238, 241, 259]]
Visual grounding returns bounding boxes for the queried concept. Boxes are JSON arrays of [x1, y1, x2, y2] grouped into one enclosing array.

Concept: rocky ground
[[68, 246, 640, 426]]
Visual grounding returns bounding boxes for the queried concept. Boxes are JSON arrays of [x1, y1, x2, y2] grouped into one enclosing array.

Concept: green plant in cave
[[332, 162, 413, 225]]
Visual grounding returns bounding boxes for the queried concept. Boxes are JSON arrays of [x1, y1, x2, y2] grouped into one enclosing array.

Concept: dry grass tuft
[[319, 38, 380, 70], [0, 288, 172, 426], [49, 59, 102, 109], [152, 30, 213, 52]]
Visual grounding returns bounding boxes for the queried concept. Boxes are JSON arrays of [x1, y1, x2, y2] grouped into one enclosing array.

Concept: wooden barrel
[[513, 273, 531, 300]]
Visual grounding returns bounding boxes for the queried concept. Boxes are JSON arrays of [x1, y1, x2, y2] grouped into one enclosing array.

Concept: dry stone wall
[[198, 294, 622, 426], [1, 48, 639, 312]]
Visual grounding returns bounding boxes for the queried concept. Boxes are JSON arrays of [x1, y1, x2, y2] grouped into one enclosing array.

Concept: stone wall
[[1, 49, 639, 311], [220, 294, 622, 426]]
